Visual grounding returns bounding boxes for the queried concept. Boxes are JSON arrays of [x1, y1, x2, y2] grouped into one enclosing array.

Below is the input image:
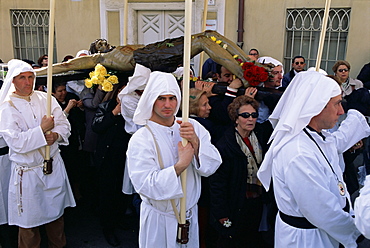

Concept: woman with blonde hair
[[332, 60, 363, 97]]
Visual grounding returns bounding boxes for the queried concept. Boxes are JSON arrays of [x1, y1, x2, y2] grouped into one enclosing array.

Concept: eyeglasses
[[249, 53, 258, 56], [338, 69, 349, 72], [238, 112, 259, 119], [43, 57, 48, 60], [294, 62, 305, 65]]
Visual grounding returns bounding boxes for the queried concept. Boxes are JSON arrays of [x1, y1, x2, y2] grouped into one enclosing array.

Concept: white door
[[138, 10, 185, 45]]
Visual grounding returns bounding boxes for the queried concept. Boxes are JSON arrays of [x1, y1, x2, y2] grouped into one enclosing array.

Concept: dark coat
[[92, 99, 131, 169], [92, 99, 132, 228], [209, 124, 269, 237], [282, 69, 295, 88]]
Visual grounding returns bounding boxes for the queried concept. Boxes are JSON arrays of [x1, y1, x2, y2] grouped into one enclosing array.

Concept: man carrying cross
[[126, 69, 221, 247]]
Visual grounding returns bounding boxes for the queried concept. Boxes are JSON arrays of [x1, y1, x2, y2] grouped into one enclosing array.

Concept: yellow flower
[[216, 40, 222, 44], [240, 62, 244, 67], [102, 80, 113, 92], [95, 63, 107, 76], [97, 74, 105, 83], [210, 36, 216, 42], [107, 75, 118, 84], [233, 55, 239, 59], [223, 44, 228, 49], [89, 71, 95, 78], [85, 79, 93, 88], [90, 76, 99, 85]]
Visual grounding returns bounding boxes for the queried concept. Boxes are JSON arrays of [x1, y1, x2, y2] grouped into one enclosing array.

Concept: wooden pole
[[45, 0, 56, 163], [180, 0, 192, 227], [198, 0, 208, 78], [315, 0, 331, 71], [123, 0, 128, 45]]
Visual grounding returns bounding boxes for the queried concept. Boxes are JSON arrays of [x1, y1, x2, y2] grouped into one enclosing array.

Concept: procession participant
[[282, 55, 306, 88], [126, 70, 222, 247], [0, 136, 17, 248], [257, 71, 370, 248], [354, 174, 370, 239], [0, 59, 75, 248]]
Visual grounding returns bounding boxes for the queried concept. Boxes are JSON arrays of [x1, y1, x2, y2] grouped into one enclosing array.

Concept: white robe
[[354, 175, 370, 239], [0, 137, 11, 225], [127, 118, 221, 248], [0, 91, 76, 228], [272, 111, 369, 248]]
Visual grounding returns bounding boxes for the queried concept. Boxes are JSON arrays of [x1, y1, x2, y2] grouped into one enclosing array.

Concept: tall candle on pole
[[178, 0, 192, 243], [315, 0, 331, 71], [198, 0, 209, 77], [43, 0, 56, 174], [123, 0, 128, 46]]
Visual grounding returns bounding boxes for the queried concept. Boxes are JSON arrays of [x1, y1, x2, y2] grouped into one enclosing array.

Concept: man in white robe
[[126, 70, 222, 247], [257, 71, 370, 248], [0, 59, 75, 247], [354, 175, 370, 239]]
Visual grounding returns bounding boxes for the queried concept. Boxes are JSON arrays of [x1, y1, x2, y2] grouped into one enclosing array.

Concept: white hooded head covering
[[257, 71, 341, 190], [307, 67, 328, 75], [133, 71, 181, 125], [0, 59, 35, 104], [257, 56, 283, 67], [76, 50, 90, 57]]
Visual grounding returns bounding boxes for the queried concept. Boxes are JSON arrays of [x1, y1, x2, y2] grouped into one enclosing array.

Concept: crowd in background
[[0, 44, 370, 248]]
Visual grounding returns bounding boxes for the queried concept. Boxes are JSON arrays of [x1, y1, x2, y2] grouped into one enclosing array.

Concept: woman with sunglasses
[[332, 60, 363, 97], [209, 95, 273, 248]]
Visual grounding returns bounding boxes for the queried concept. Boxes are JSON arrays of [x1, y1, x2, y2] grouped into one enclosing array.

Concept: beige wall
[[1, 0, 368, 76], [0, 0, 101, 63], [224, 0, 370, 77]]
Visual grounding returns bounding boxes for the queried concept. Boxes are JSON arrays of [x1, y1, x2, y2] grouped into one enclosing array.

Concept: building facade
[[1, 0, 369, 78]]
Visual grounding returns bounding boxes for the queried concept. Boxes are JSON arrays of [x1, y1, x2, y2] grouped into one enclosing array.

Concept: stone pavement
[[62, 200, 139, 248]]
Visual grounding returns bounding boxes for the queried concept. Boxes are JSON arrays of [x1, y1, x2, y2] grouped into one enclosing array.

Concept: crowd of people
[[0, 44, 370, 248]]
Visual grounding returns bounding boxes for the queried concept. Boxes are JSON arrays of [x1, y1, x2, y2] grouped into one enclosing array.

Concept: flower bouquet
[[84, 63, 119, 92], [208, 36, 270, 86]]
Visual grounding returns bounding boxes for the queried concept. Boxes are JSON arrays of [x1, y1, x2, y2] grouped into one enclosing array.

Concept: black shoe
[[103, 230, 120, 247]]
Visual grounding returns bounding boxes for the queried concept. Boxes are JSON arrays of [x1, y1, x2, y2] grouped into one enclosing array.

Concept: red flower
[[241, 62, 268, 86]]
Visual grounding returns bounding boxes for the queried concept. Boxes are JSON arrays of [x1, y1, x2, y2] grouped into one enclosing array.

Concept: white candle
[[315, 0, 331, 71]]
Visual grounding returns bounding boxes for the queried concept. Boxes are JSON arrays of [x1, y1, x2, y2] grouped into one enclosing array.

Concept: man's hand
[[44, 131, 59, 146], [174, 142, 194, 176], [177, 120, 200, 163], [112, 102, 121, 116], [229, 78, 243, 89], [177, 120, 199, 149], [41, 115, 54, 133]]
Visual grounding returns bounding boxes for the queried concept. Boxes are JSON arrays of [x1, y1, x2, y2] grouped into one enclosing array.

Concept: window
[[284, 8, 350, 73], [10, 10, 57, 64]]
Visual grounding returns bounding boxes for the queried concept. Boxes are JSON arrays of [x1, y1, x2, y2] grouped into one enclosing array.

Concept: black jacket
[[92, 99, 131, 169], [209, 124, 270, 236]]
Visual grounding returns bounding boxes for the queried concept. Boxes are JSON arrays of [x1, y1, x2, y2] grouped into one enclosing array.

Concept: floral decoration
[[209, 37, 269, 86], [223, 219, 232, 228], [241, 62, 269, 86], [84, 64, 118, 92]]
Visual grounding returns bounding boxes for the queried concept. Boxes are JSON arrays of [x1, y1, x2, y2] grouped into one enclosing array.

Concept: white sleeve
[[126, 130, 183, 201], [331, 109, 370, 153], [355, 175, 370, 239]]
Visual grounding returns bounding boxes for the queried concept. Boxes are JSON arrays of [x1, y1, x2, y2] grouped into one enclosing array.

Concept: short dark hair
[[52, 81, 67, 93], [249, 48, 259, 55], [228, 95, 259, 123], [292, 56, 305, 63], [216, 63, 222, 75]]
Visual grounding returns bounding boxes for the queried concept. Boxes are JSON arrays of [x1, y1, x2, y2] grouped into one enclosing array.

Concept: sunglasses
[[295, 62, 305, 65], [238, 112, 259, 119], [338, 69, 349, 72], [249, 53, 258, 56]]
